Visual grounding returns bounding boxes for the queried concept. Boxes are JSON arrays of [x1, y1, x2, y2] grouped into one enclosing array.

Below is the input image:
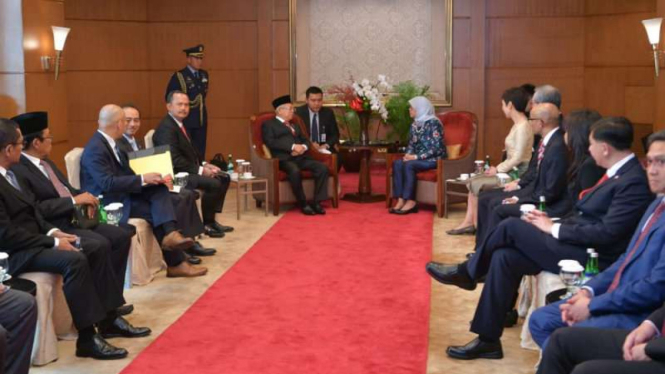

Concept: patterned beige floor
[[32, 196, 538, 374]]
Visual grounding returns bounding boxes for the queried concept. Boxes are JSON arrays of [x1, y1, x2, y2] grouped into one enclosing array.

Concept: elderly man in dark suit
[[294, 86, 340, 154], [426, 116, 653, 360], [80, 104, 207, 278], [9, 112, 134, 313], [263, 95, 329, 215], [0, 288, 37, 374], [0, 118, 149, 360], [153, 91, 231, 240]]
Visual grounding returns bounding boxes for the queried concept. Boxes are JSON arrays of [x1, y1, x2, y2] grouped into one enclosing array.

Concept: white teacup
[[459, 173, 470, 180]]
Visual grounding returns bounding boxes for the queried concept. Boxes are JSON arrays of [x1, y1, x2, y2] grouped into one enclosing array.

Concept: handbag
[[209, 153, 228, 171], [71, 204, 99, 230]]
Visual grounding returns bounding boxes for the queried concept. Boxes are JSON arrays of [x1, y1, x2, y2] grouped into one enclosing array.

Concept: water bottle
[[509, 166, 520, 180], [98, 195, 107, 224], [227, 154, 234, 174], [538, 196, 546, 212], [484, 155, 491, 172], [583, 249, 599, 282]]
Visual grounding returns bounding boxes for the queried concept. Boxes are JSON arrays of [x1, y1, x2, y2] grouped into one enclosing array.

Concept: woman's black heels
[[394, 205, 419, 215]]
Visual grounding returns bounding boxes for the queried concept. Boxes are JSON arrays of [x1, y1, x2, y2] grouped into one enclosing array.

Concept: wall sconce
[[40, 26, 71, 80], [642, 17, 663, 78]]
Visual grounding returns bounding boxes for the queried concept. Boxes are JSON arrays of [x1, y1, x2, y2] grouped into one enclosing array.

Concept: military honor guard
[[165, 44, 209, 157]]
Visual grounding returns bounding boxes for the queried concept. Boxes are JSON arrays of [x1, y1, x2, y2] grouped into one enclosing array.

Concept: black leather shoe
[[185, 253, 202, 265], [504, 309, 518, 328], [76, 334, 128, 360], [388, 207, 398, 214], [186, 242, 216, 256], [116, 304, 133, 317], [99, 316, 151, 339], [208, 222, 234, 233], [395, 205, 419, 215], [301, 205, 316, 216], [204, 225, 225, 238], [425, 261, 476, 290], [446, 226, 476, 235], [311, 203, 326, 215], [446, 337, 503, 360]]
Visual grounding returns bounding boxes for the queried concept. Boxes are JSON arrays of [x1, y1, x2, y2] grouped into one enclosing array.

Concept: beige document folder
[[128, 145, 175, 178]]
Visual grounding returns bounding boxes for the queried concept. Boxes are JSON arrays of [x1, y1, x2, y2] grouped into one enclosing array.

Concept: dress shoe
[[208, 221, 234, 233], [394, 205, 419, 215], [167, 262, 208, 278], [204, 225, 225, 238], [311, 203, 326, 215], [186, 242, 217, 257], [425, 261, 476, 290], [116, 304, 133, 316], [446, 226, 476, 235], [76, 334, 128, 360], [446, 337, 503, 360], [504, 309, 518, 328], [99, 316, 151, 339], [301, 205, 316, 216], [162, 231, 195, 251], [185, 253, 202, 265], [389, 207, 398, 214]]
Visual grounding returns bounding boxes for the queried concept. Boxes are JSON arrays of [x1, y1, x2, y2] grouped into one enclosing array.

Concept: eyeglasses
[[528, 118, 544, 123]]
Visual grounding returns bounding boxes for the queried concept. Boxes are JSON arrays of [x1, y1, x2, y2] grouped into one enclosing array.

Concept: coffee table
[[231, 176, 269, 220]]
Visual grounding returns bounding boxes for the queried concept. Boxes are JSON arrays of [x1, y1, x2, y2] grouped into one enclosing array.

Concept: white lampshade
[[642, 17, 663, 45], [51, 26, 70, 51]]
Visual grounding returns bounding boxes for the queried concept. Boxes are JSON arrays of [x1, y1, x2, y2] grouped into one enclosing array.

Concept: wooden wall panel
[[584, 67, 654, 118], [65, 0, 147, 21], [273, 0, 289, 20], [147, 0, 257, 22], [207, 119, 251, 161], [206, 70, 259, 119], [147, 22, 258, 71], [487, 18, 584, 68], [453, 0, 471, 17], [64, 20, 149, 71], [21, 0, 64, 73], [625, 86, 656, 125], [24, 72, 68, 137], [585, 0, 656, 16], [585, 13, 656, 67], [0, 74, 26, 117], [452, 18, 470, 68], [272, 70, 290, 99], [487, 0, 584, 17], [272, 21, 289, 70]]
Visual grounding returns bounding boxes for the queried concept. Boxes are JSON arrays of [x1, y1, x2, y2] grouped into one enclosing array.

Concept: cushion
[[446, 143, 462, 159], [416, 169, 438, 182]]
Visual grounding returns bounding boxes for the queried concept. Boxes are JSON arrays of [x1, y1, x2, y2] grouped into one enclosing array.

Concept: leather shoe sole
[[425, 262, 477, 291], [446, 226, 476, 235], [167, 263, 208, 278]]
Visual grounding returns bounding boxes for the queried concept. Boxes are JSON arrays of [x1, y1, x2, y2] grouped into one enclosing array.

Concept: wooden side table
[[444, 179, 470, 218], [339, 143, 392, 203], [232, 177, 269, 220]]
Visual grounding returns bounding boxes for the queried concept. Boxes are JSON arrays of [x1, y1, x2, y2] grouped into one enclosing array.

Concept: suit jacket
[[516, 129, 570, 216], [11, 155, 80, 229], [646, 304, 665, 361], [152, 115, 201, 174], [558, 157, 653, 267], [262, 117, 310, 161], [0, 174, 56, 275], [584, 197, 664, 321], [294, 105, 340, 149], [117, 135, 142, 154], [568, 156, 606, 204], [165, 67, 208, 130], [80, 131, 143, 222]]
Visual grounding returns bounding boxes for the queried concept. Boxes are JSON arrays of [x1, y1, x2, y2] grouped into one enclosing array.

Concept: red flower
[[350, 97, 364, 112]]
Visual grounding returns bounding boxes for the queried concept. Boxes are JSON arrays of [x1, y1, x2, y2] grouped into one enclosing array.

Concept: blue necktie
[[5, 170, 21, 191], [311, 113, 319, 143]]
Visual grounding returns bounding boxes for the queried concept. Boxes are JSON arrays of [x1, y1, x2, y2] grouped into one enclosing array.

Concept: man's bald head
[[529, 103, 560, 135], [97, 104, 126, 139]]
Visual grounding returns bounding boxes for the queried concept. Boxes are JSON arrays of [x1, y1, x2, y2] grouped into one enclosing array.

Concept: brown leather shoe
[[166, 262, 208, 278], [161, 231, 195, 251]]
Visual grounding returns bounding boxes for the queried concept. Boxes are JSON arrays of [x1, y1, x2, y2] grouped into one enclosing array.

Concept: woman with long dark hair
[[563, 109, 606, 202]]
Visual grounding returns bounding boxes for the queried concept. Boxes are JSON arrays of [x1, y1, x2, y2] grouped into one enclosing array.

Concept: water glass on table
[[558, 260, 584, 299], [0, 252, 10, 293], [174, 172, 189, 188], [104, 203, 124, 226]]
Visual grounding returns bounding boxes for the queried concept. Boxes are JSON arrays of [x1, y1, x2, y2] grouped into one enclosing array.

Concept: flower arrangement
[[328, 75, 392, 120]]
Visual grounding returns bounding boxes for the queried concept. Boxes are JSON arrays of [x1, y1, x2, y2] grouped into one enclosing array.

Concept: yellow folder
[[127, 145, 174, 179]]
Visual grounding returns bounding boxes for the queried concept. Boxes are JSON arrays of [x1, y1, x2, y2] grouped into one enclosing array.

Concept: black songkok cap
[[11, 112, 48, 137], [272, 95, 292, 109]]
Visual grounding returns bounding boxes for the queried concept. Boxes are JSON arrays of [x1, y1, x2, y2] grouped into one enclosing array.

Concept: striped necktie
[[537, 140, 545, 168], [41, 160, 72, 198], [5, 170, 21, 191]]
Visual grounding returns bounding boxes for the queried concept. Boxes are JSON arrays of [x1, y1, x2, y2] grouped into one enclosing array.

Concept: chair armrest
[[385, 153, 405, 176]]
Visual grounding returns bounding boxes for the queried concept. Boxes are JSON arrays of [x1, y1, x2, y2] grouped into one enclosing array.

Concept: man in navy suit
[[473, 103, 571, 249], [426, 116, 653, 360], [534, 130, 665, 374], [80, 104, 207, 278], [165, 44, 209, 157], [294, 86, 340, 153], [153, 91, 231, 240], [262, 95, 329, 215]]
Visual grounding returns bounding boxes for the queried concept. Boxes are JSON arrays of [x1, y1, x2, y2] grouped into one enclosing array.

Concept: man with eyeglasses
[[427, 116, 653, 360], [165, 44, 209, 157], [262, 95, 329, 215]]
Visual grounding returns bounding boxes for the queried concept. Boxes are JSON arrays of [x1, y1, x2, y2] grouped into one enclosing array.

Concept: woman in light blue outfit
[[390, 97, 447, 215]]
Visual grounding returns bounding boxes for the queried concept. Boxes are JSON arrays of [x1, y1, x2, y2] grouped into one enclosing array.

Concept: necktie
[[114, 145, 123, 166], [284, 121, 296, 136], [40, 161, 72, 198], [537, 140, 545, 168], [5, 170, 21, 191], [578, 174, 609, 200], [608, 202, 665, 292], [179, 125, 190, 141], [311, 113, 319, 143]]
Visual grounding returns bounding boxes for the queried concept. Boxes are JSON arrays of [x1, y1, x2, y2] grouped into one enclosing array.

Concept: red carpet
[[121, 201, 432, 374]]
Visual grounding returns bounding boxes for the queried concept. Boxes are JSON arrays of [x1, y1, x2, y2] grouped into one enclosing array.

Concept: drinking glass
[[0, 252, 10, 292], [559, 266, 583, 299], [243, 162, 253, 178], [174, 172, 189, 188], [474, 160, 485, 174], [105, 203, 124, 226]]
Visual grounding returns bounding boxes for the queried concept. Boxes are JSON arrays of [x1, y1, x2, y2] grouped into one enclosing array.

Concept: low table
[[339, 143, 392, 203], [231, 176, 269, 220], [444, 179, 470, 218]]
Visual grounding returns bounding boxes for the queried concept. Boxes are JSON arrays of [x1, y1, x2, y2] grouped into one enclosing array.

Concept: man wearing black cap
[[263, 95, 329, 215], [10, 111, 135, 314], [165, 44, 209, 157]]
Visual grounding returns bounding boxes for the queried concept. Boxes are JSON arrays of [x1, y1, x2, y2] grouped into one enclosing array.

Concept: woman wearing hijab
[[447, 86, 533, 235], [390, 96, 447, 215]]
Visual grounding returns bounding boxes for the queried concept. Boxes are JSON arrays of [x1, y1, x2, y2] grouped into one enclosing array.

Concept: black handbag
[[71, 204, 99, 230], [209, 153, 228, 171]]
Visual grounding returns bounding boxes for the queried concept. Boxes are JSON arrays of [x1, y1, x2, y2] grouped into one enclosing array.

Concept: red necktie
[[41, 160, 72, 198], [179, 125, 190, 141], [284, 121, 296, 136], [608, 202, 665, 292], [537, 140, 545, 168], [578, 174, 609, 200]]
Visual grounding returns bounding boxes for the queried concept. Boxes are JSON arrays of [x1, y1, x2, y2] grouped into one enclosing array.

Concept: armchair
[[386, 111, 478, 217], [248, 112, 339, 215]]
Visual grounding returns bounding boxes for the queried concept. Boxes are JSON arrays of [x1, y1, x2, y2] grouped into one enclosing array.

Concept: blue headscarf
[[409, 96, 437, 126]]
